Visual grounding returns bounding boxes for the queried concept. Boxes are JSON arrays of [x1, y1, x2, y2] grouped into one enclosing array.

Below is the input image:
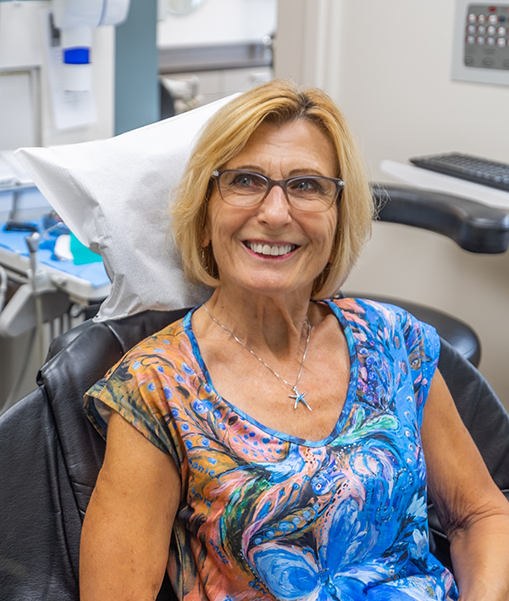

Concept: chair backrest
[[0, 309, 187, 601], [431, 337, 509, 570], [41, 308, 190, 517], [1, 307, 508, 599]]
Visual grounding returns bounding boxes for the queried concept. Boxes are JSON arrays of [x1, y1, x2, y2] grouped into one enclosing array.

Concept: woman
[[81, 80, 509, 601]]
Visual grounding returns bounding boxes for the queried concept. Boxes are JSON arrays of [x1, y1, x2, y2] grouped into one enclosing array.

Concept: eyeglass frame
[[210, 169, 345, 212]]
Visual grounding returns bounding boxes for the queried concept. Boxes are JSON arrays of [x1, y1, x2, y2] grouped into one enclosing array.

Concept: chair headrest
[[16, 96, 238, 321]]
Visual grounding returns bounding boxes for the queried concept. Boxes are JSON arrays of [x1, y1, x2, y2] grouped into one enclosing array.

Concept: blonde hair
[[171, 79, 374, 298]]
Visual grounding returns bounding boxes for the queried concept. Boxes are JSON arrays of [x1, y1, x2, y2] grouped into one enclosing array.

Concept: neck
[[202, 285, 314, 358]]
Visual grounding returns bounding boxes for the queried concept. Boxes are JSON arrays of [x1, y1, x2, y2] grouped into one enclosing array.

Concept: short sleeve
[[398, 308, 441, 424], [85, 337, 186, 471]]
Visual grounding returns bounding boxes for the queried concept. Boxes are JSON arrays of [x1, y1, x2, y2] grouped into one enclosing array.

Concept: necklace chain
[[202, 304, 312, 411]]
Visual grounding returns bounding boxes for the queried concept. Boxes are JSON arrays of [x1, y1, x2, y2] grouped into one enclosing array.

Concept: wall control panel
[[452, 0, 509, 85], [464, 5, 509, 69]]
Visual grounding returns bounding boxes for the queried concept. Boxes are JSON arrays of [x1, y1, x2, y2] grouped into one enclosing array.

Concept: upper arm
[[421, 369, 508, 536], [80, 410, 181, 601]]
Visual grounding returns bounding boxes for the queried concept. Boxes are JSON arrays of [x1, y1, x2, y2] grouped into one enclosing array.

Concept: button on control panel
[[464, 4, 509, 69]]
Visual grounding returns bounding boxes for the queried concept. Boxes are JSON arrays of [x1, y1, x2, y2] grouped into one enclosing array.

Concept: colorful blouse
[[85, 298, 459, 601]]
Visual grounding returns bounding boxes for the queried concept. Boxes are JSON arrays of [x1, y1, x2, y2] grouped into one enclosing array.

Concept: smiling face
[[201, 119, 339, 301]]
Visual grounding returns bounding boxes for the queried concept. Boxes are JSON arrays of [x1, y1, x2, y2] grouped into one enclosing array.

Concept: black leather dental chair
[[0, 185, 508, 601]]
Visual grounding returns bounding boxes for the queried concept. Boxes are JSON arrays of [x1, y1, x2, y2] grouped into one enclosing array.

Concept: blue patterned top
[[86, 298, 458, 600]]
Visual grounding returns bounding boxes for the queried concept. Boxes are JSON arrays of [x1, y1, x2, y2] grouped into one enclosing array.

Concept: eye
[[292, 178, 317, 190], [288, 177, 324, 195], [229, 172, 265, 190], [233, 174, 254, 186]]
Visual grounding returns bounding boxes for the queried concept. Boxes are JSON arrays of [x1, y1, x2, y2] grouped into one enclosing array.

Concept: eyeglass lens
[[216, 170, 341, 212]]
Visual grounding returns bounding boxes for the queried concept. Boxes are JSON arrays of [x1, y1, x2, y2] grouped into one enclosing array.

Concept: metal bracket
[[0, 283, 70, 337]]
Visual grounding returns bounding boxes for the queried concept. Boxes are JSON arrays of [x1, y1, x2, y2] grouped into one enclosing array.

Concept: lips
[[244, 241, 297, 256]]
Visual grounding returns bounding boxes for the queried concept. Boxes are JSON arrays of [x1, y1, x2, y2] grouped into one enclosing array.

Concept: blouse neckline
[[183, 299, 359, 448]]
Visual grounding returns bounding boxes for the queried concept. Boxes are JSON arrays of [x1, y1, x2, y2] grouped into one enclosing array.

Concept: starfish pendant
[[289, 387, 312, 411]]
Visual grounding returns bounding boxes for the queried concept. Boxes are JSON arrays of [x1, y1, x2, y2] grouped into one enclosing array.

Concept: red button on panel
[[489, 6, 497, 12]]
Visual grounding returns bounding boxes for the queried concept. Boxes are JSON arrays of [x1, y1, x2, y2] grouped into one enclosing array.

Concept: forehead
[[226, 119, 338, 177]]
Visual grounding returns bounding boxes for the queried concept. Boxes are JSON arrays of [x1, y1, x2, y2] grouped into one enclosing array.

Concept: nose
[[256, 183, 292, 227]]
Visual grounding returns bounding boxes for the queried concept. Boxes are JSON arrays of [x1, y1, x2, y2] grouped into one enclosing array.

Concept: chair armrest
[[372, 183, 509, 254]]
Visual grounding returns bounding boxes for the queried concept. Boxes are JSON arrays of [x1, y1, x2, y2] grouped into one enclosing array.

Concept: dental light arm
[[52, 0, 131, 91]]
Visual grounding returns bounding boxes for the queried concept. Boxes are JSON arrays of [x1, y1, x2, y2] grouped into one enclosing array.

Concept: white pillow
[[15, 96, 236, 321]]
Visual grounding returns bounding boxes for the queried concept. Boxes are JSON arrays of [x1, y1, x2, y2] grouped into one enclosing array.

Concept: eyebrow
[[231, 165, 329, 178]]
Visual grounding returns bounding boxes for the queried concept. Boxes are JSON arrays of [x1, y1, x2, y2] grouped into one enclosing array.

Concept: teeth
[[247, 242, 295, 256]]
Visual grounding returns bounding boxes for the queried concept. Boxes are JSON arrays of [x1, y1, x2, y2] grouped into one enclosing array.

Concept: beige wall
[[157, 0, 277, 47], [277, 0, 509, 408]]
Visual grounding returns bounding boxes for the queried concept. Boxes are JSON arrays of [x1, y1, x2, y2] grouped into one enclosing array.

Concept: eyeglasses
[[211, 169, 344, 212]]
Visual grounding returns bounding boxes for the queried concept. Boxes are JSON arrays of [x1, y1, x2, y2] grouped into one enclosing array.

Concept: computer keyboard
[[409, 152, 509, 193]]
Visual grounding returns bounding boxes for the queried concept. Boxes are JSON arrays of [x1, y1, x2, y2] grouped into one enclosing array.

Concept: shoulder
[[104, 314, 195, 382], [85, 312, 200, 458], [326, 296, 440, 363], [87, 312, 199, 419], [327, 296, 418, 330], [326, 297, 440, 416]]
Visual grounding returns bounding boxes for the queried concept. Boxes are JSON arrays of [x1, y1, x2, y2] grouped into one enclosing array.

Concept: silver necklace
[[202, 304, 312, 411]]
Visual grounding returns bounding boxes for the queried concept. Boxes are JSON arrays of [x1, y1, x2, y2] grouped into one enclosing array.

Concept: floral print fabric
[[86, 298, 458, 601]]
